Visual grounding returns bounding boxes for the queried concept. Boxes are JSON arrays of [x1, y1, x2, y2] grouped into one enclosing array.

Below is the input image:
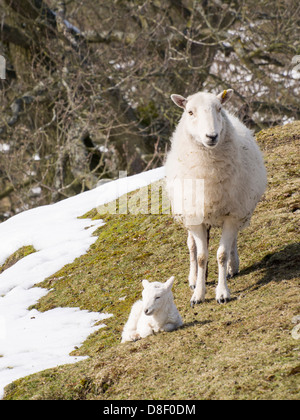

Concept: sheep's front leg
[[216, 219, 239, 304], [188, 224, 208, 306]]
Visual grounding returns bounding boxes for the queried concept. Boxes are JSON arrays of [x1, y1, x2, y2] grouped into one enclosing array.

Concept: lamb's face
[[141, 277, 174, 316], [171, 90, 233, 149]]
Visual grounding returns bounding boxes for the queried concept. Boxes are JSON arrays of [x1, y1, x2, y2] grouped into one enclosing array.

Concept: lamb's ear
[[171, 94, 187, 109], [142, 279, 149, 288], [164, 276, 175, 290], [217, 89, 234, 105]]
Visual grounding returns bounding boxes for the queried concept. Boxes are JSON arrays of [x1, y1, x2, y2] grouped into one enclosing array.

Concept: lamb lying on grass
[[121, 276, 183, 343]]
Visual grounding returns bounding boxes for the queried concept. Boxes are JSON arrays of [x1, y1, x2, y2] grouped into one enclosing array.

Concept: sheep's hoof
[[216, 285, 231, 304], [190, 299, 204, 307], [190, 289, 205, 306], [217, 296, 230, 304], [227, 271, 239, 280]]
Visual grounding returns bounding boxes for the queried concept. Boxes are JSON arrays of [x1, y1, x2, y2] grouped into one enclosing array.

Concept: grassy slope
[[3, 122, 300, 400]]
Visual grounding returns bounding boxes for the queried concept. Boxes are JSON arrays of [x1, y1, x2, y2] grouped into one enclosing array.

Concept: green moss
[[256, 120, 300, 150], [0, 245, 36, 274]]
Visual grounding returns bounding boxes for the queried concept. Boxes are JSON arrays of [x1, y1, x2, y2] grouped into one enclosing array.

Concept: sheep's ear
[[217, 89, 234, 105], [164, 276, 175, 290], [171, 94, 187, 109], [142, 279, 149, 288]]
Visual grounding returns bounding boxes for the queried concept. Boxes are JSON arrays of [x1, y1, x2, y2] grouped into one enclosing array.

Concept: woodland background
[[0, 0, 299, 221]]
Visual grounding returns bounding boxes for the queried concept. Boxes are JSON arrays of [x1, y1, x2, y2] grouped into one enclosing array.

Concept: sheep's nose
[[206, 134, 218, 142]]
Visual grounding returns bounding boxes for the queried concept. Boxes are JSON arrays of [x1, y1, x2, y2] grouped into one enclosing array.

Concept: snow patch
[[0, 167, 165, 398]]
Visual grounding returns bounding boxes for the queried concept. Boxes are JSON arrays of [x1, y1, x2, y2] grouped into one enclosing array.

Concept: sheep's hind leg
[[187, 231, 197, 290], [227, 235, 239, 279], [216, 219, 239, 304], [188, 224, 208, 306]]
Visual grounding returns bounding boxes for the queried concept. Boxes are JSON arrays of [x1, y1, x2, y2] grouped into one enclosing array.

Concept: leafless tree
[[0, 0, 299, 220]]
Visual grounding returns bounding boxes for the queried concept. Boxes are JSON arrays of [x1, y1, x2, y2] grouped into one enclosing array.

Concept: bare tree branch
[[0, 23, 31, 48], [0, 178, 32, 200]]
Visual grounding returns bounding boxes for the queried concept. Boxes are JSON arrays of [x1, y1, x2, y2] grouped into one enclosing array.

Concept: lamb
[[165, 89, 267, 305], [121, 276, 183, 343]]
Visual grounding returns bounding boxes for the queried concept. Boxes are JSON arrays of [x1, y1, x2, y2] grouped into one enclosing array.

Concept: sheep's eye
[[217, 107, 222, 112], [155, 296, 160, 300], [188, 110, 193, 116]]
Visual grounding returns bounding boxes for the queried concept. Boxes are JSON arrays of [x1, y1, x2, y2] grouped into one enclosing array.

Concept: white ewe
[[121, 276, 183, 343], [165, 89, 267, 305]]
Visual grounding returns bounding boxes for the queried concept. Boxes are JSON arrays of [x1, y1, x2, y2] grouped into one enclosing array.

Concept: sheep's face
[[171, 90, 233, 149], [141, 277, 174, 316]]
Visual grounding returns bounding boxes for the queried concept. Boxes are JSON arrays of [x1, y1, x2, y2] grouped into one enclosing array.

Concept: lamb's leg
[[163, 323, 178, 332], [187, 231, 197, 290], [121, 300, 143, 343], [227, 235, 239, 278], [188, 224, 208, 306], [216, 219, 239, 304], [138, 320, 154, 339]]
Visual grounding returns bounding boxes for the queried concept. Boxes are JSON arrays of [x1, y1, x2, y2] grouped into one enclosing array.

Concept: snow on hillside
[[0, 167, 165, 399]]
